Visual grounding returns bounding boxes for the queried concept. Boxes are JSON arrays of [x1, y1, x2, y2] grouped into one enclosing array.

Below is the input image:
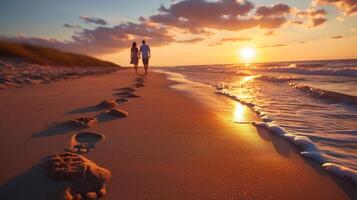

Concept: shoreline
[[0, 69, 356, 199], [158, 69, 357, 183]]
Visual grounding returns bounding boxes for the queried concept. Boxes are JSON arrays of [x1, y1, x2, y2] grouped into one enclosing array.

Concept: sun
[[239, 47, 256, 63]]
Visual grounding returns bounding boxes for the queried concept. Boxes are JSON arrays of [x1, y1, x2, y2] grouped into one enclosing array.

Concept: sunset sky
[[0, 0, 356, 66]]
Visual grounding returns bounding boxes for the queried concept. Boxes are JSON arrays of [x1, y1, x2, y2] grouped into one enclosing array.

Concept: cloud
[[294, 8, 328, 28], [2, 21, 174, 55], [264, 30, 276, 36], [176, 37, 205, 43], [313, 0, 357, 15], [220, 37, 252, 42], [149, 0, 289, 33], [330, 35, 344, 39], [297, 8, 327, 17], [290, 20, 304, 25], [63, 24, 81, 29], [212, 36, 253, 46], [256, 3, 291, 17], [209, 36, 252, 46], [259, 43, 287, 48], [311, 17, 327, 27], [80, 16, 108, 25]]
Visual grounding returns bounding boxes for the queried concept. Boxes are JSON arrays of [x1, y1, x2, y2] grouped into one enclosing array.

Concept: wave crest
[[289, 82, 357, 104]]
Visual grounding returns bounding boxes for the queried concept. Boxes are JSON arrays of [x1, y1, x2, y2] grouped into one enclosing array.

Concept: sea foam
[[216, 87, 357, 184]]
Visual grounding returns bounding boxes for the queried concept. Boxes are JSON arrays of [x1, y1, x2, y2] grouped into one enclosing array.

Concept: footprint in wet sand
[[104, 108, 128, 118], [97, 99, 118, 108], [68, 132, 104, 154], [46, 152, 111, 200]]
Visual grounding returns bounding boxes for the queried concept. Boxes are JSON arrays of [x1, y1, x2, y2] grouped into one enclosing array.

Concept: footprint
[[46, 152, 111, 199], [135, 77, 145, 82], [134, 82, 145, 88], [114, 90, 140, 98], [97, 100, 118, 108], [115, 87, 135, 92], [62, 117, 98, 128], [115, 98, 128, 104], [68, 132, 104, 154], [104, 108, 128, 118]]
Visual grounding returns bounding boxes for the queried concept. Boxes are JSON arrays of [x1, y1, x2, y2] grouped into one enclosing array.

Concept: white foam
[[323, 163, 357, 184], [252, 120, 357, 185], [294, 136, 318, 151]]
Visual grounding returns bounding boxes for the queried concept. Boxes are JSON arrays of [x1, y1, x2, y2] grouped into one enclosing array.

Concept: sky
[[0, 0, 356, 66]]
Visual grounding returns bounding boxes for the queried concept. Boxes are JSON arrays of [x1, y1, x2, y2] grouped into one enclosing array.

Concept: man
[[139, 40, 151, 73]]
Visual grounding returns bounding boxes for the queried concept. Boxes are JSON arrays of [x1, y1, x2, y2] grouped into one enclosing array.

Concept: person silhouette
[[139, 40, 151, 74], [130, 42, 139, 73]]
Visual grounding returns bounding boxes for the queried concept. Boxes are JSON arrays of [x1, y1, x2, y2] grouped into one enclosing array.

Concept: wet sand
[[0, 69, 355, 199]]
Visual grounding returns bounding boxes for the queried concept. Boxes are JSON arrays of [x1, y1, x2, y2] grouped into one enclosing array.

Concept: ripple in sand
[[46, 152, 111, 199], [68, 132, 104, 154]]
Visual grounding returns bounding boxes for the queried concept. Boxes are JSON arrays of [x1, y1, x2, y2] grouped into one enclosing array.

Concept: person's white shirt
[[140, 44, 150, 58]]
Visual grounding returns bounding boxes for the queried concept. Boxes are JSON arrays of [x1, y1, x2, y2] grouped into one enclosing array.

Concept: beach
[[0, 68, 355, 199]]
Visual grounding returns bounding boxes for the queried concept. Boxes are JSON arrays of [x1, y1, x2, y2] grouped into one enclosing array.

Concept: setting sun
[[240, 47, 256, 63]]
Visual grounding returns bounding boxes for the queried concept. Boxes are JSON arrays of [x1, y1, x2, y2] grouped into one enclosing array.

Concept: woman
[[130, 42, 140, 73]]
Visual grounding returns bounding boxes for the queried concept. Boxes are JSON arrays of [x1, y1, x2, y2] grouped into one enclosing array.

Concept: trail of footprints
[[45, 75, 146, 200]]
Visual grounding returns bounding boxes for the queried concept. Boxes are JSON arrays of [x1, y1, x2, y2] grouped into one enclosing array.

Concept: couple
[[131, 40, 150, 74]]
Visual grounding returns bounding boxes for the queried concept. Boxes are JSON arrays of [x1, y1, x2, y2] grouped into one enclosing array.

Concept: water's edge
[[155, 69, 357, 185]]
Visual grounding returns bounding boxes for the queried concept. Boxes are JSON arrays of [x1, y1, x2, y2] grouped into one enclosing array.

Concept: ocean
[[159, 59, 357, 183]]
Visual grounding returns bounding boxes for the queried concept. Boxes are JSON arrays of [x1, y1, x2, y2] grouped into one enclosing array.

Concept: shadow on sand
[[65, 105, 103, 115], [0, 159, 68, 200], [32, 112, 126, 138], [32, 124, 82, 138], [255, 126, 294, 157]]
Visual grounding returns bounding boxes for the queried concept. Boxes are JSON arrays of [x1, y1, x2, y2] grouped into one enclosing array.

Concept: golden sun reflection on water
[[233, 102, 246, 123], [240, 75, 257, 84]]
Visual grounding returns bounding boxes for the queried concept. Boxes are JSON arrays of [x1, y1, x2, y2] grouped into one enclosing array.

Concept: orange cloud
[[149, 0, 290, 33], [210, 37, 252, 46], [313, 0, 357, 15]]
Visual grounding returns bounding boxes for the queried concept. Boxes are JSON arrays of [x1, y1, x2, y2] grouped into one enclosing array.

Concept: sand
[[0, 58, 119, 90], [0, 69, 356, 199]]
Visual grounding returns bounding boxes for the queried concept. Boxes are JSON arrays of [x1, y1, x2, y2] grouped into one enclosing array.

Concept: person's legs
[[143, 58, 149, 74], [134, 64, 138, 73]]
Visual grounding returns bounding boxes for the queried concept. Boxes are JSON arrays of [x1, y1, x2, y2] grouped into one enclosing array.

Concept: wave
[[177, 64, 357, 77], [259, 64, 357, 77], [255, 75, 304, 82], [289, 82, 357, 104], [215, 87, 357, 184]]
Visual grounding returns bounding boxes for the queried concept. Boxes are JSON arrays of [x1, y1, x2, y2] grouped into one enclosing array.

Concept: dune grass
[[0, 40, 119, 67]]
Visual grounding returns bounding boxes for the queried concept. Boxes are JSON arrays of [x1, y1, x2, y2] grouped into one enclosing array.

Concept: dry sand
[[0, 58, 118, 90], [0, 69, 355, 199]]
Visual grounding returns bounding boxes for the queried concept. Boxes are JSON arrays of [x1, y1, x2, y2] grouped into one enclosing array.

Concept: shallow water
[[160, 59, 357, 182]]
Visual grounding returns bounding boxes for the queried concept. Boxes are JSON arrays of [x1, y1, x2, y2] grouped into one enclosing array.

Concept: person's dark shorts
[[142, 57, 149, 66]]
